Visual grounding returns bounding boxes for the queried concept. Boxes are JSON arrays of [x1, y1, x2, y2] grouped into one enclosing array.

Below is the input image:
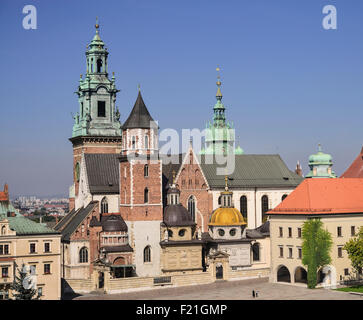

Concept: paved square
[[72, 278, 363, 300]]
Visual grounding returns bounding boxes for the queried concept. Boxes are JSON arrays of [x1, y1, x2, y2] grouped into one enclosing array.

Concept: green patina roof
[[0, 212, 59, 235]]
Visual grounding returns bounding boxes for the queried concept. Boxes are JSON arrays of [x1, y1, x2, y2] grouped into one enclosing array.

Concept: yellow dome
[[209, 207, 246, 226]]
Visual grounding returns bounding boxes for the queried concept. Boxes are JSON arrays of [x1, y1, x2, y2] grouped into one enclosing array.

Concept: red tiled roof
[[341, 147, 363, 178], [0, 192, 8, 202], [268, 178, 363, 215]]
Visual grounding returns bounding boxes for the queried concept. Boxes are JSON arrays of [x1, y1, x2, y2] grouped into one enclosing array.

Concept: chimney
[[295, 161, 303, 177]]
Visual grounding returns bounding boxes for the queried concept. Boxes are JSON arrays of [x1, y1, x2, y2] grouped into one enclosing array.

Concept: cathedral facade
[[55, 23, 303, 291]]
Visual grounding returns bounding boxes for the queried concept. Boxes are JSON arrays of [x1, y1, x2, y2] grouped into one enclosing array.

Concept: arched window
[[101, 197, 108, 214], [1, 226, 6, 235], [79, 247, 88, 263], [75, 162, 80, 182], [144, 135, 149, 149], [143, 246, 151, 263], [261, 195, 269, 223], [252, 243, 260, 261], [91, 58, 93, 72], [281, 194, 288, 201], [97, 59, 102, 72], [144, 164, 149, 177], [187, 196, 196, 222], [132, 136, 136, 149], [240, 196, 248, 221], [218, 196, 221, 206], [144, 188, 149, 203]]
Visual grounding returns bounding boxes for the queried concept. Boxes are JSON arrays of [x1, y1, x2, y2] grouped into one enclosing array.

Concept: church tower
[[69, 21, 122, 209], [200, 68, 243, 156], [119, 89, 163, 277]]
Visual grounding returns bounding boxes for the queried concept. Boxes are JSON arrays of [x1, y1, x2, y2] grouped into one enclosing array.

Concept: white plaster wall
[[68, 241, 90, 279], [93, 194, 120, 213], [127, 220, 161, 277]]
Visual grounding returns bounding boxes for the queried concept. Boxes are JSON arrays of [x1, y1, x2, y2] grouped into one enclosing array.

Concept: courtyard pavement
[[72, 277, 363, 300]]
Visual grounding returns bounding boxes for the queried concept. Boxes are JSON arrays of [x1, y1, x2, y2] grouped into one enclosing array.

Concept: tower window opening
[[132, 136, 136, 149], [97, 59, 103, 73], [144, 135, 149, 149], [144, 188, 149, 203], [97, 101, 106, 117]]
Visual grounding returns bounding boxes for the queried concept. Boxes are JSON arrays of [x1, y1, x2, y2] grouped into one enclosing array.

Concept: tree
[[343, 226, 363, 279], [302, 219, 333, 289], [11, 264, 40, 300]]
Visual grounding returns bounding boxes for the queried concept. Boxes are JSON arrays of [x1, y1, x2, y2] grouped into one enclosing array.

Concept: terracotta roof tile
[[341, 146, 363, 178], [268, 178, 363, 215]]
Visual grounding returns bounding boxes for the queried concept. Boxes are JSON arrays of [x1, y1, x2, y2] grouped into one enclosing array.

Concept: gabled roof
[[54, 208, 77, 231], [341, 146, 363, 178], [268, 178, 363, 215], [122, 91, 155, 129], [161, 154, 302, 189], [84, 153, 119, 194], [60, 202, 98, 241]]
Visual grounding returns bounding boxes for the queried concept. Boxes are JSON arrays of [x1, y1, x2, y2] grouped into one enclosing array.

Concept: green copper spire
[[71, 20, 122, 138], [200, 67, 243, 156], [305, 144, 337, 178]]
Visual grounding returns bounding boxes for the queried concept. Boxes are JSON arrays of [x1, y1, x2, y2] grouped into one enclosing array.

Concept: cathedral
[[55, 23, 303, 290]]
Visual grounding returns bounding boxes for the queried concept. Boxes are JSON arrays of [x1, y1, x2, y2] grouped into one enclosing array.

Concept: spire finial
[[172, 170, 176, 184], [216, 66, 222, 99], [225, 175, 229, 191], [318, 143, 322, 152], [95, 17, 99, 32], [138, 84, 141, 92]]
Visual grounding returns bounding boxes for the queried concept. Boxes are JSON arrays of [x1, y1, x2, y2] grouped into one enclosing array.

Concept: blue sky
[[1, 0, 363, 197]]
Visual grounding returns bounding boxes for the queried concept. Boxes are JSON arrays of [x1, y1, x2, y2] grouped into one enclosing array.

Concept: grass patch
[[336, 286, 363, 293]]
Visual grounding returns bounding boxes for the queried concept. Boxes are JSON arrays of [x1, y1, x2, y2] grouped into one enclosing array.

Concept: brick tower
[[69, 21, 122, 209], [119, 89, 163, 277]]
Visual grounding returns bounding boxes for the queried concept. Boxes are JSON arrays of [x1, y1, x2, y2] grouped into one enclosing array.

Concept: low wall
[[63, 278, 94, 294], [229, 267, 270, 280]]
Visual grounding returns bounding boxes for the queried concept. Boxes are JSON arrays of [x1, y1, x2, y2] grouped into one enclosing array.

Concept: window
[[101, 197, 108, 214], [168, 230, 173, 238], [44, 264, 51, 274], [31, 265, 36, 274], [288, 247, 293, 258], [30, 243, 36, 253], [240, 196, 248, 222], [143, 246, 151, 263], [261, 195, 269, 222], [75, 162, 80, 182], [252, 243, 260, 261], [97, 101, 106, 117], [0, 245, 9, 255], [218, 196, 221, 205], [81, 102, 84, 118], [281, 194, 288, 201], [337, 226, 342, 237], [344, 268, 349, 276], [338, 247, 343, 258], [178, 229, 186, 237], [37, 287, 43, 297], [229, 229, 236, 236], [288, 227, 292, 238], [97, 58, 102, 73], [351, 226, 356, 236], [279, 227, 283, 238], [218, 229, 225, 237], [187, 196, 196, 222], [44, 243, 50, 253], [279, 246, 284, 258], [298, 247, 302, 259], [132, 136, 136, 149], [144, 164, 149, 177], [1, 226, 6, 235], [144, 135, 149, 149], [144, 188, 149, 203], [1, 267, 8, 278], [297, 228, 302, 238], [79, 247, 88, 263]]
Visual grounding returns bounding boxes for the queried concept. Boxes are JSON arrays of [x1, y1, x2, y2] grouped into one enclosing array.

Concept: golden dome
[[209, 207, 246, 226]]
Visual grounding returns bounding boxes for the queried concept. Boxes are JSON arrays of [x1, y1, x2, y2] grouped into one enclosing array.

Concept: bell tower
[[69, 20, 123, 209]]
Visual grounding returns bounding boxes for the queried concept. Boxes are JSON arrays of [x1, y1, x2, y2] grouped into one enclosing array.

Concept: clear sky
[[1, 0, 363, 197]]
